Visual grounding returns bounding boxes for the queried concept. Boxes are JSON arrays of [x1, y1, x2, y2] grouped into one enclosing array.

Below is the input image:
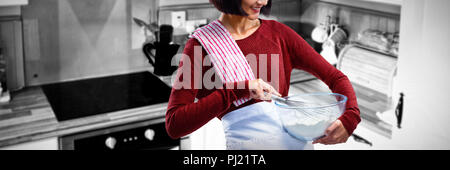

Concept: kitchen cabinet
[[188, 118, 226, 150], [0, 137, 58, 150]]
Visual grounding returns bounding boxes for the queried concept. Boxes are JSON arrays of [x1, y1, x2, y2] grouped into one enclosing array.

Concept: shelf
[[320, 0, 401, 14]]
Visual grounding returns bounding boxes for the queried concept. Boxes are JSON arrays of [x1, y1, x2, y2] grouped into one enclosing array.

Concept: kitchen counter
[[0, 74, 174, 148]]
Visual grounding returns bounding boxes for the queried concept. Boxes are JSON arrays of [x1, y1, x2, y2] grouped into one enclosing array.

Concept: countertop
[[0, 73, 174, 148]]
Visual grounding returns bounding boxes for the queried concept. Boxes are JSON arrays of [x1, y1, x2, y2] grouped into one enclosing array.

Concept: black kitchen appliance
[[59, 118, 181, 150], [43, 71, 183, 150], [42, 71, 172, 121]]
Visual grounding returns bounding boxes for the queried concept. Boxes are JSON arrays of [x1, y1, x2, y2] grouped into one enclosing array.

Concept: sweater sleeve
[[165, 38, 249, 139], [280, 24, 361, 135]]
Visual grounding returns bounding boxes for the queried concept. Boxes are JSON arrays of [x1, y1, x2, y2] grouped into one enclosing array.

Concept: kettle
[[143, 25, 180, 76]]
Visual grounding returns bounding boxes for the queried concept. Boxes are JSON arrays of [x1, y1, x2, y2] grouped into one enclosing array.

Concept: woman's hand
[[248, 79, 281, 101], [312, 120, 350, 145]]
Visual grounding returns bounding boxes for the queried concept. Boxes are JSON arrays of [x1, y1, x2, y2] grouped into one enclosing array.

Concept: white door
[[390, 0, 450, 149]]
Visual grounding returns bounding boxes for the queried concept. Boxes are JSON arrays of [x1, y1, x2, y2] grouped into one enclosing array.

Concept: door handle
[[395, 92, 404, 129]]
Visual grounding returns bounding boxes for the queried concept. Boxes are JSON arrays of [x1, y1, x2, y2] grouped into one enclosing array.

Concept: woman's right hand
[[248, 79, 282, 101]]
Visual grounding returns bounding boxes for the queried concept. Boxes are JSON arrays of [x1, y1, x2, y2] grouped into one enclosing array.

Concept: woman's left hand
[[312, 120, 349, 145]]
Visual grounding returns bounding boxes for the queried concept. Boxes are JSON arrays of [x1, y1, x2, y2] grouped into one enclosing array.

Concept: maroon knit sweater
[[165, 19, 360, 139]]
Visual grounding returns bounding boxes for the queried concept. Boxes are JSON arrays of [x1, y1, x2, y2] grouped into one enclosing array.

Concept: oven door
[[59, 118, 183, 150]]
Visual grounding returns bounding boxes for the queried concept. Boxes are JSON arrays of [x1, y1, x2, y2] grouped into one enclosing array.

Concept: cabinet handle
[[395, 93, 404, 129]]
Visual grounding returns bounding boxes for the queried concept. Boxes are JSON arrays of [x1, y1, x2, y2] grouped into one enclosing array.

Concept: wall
[[131, 0, 158, 49], [22, 0, 157, 85]]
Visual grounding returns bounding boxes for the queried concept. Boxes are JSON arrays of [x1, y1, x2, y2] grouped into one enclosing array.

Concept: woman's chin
[[247, 14, 260, 20]]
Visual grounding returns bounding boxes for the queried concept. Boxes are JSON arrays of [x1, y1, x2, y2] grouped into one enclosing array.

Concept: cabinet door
[[391, 0, 450, 149], [189, 118, 226, 150]]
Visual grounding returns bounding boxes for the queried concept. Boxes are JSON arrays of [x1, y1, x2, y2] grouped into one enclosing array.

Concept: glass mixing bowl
[[275, 93, 347, 141]]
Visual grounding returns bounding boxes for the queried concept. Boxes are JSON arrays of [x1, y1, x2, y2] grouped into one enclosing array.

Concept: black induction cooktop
[[42, 72, 172, 121]]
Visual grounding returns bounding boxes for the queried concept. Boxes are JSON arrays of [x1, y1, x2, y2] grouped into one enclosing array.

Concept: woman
[[165, 0, 360, 150]]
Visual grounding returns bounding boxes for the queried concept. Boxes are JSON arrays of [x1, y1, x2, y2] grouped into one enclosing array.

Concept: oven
[[59, 118, 188, 150], [40, 71, 188, 150]]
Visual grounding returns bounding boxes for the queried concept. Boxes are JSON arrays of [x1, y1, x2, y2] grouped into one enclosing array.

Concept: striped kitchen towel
[[190, 20, 256, 106]]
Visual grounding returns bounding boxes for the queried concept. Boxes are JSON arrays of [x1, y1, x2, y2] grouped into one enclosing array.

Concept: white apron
[[191, 21, 311, 150], [221, 101, 314, 150]]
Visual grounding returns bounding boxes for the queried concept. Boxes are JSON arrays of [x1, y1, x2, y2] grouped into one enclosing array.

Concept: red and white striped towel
[[190, 20, 256, 106]]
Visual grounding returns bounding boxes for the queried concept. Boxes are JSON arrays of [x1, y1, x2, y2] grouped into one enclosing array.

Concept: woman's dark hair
[[209, 0, 272, 16]]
